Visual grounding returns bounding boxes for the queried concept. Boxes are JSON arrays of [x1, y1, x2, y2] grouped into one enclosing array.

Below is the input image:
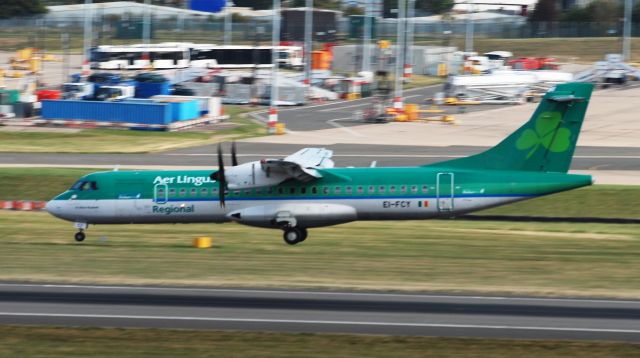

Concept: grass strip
[[0, 105, 264, 153], [1, 211, 638, 298], [1, 326, 639, 358]]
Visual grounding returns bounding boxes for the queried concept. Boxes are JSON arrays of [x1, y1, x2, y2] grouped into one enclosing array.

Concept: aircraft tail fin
[[428, 82, 593, 173]]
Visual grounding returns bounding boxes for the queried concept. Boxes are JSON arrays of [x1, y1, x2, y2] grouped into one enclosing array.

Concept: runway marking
[[1, 283, 639, 305], [326, 118, 366, 137], [1, 312, 639, 334]]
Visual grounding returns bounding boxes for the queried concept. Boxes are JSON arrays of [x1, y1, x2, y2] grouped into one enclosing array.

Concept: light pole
[[82, 0, 93, 77], [465, 0, 474, 53], [269, 0, 282, 134], [304, 0, 313, 88], [622, 0, 633, 61], [405, 0, 415, 80], [143, 0, 151, 45], [362, 0, 372, 73], [224, 1, 234, 46], [393, 0, 406, 110]]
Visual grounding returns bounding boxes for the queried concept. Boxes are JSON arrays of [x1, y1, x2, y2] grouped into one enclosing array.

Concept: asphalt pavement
[[250, 84, 508, 131], [1, 144, 638, 170], [0, 283, 639, 341]]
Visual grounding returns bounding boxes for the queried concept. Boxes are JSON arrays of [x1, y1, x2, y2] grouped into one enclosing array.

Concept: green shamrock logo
[[516, 111, 571, 158]]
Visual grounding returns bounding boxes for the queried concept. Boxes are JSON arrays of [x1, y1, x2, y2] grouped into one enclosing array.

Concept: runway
[[2, 144, 639, 170], [1, 283, 639, 342]]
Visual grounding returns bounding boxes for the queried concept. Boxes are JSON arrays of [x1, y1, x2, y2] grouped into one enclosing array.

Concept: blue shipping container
[[165, 100, 199, 121], [41, 100, 172, 125], [135, 81, 171, 99]]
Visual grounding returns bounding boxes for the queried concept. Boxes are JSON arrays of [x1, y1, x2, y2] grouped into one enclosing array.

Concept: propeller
[[231, 141, 238, 167], [210, 143, 226, 208]]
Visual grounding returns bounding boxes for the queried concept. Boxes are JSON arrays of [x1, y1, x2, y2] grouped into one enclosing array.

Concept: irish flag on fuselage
[[428, 82, 593, 173]]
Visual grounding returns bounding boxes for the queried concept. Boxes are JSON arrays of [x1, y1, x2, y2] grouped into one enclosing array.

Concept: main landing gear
[[283, 227, 308, 245]]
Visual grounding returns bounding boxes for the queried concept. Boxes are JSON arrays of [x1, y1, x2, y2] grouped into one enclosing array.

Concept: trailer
[[574, 54, 640, 87], [445, 70, 573, 104]]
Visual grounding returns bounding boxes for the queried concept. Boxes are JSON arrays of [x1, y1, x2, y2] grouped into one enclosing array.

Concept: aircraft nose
[[45, 200, 63, 218]]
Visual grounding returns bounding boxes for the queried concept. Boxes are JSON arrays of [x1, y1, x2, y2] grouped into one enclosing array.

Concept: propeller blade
[[215, 143, 226, 208], [231, 141, 238, 167]]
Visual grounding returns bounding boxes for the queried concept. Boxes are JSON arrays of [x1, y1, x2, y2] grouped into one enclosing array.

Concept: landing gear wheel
[[283, 227, 304, 245], [74, 231, 86, 242], [298, 228, 308, 242]]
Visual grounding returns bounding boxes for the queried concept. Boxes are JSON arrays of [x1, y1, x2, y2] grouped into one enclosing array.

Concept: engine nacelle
[[227, 203, 357, 228], [223, 161, 287, 189]]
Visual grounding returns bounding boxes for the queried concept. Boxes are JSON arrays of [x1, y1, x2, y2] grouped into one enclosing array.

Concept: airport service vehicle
[[484, 51, 513, 69], [46, 83, 594, 245], [276, 46, 304, 69], [92, 85, 135, 101], [62, 83, 93, 100], [90, 45, 190, 70], [509, 57, 560, 71]]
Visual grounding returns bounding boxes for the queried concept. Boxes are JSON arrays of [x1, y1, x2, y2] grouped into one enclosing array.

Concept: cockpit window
[[70, 180, 98, 191]]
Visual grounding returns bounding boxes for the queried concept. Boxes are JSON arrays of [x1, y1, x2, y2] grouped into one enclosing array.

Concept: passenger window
[[389, 185, 396, 193], [334, 186, 342, 194], [157, 188, 165, 197], [345, 186, 353, 194], [212, 187, 218, 194], [289, 187, 296, 194], [256, 188, 263, 195], [278, 187, 284, 195], [378, 185, 386, 193], [179, 188, 186, 197], [357, 186, 363, 194], [200, 188, 208, 196], [300, 187, 307, 194], [233, 190, 240, 195], [244, 189, 252, 195], [90, 181, 98, 190], [421, 185, 429, 193], [400, 185, 407, 193], [190, 188, 197, 196], [411, 185, 418, 193], [322, 187, 330, 195], [267, 187, 273, 195], [169, 188, 176, 197], [312, 187, 318, 194], [368, 185, 375, 194]]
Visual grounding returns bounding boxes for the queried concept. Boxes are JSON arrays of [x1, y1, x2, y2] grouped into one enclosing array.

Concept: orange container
[[312, 51, 331, 70]]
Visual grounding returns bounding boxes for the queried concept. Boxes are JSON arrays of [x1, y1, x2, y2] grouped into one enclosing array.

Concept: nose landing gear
[[283, 227, 308, 245], [74, 231, 86, 242], [73, 222, 88, 242]]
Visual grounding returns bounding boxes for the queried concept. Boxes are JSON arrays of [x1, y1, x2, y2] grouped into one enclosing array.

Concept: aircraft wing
[[261, 148, 334, 183]]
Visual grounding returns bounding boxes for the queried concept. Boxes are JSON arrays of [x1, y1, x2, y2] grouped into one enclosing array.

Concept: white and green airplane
[[46, 82, 594, 245]]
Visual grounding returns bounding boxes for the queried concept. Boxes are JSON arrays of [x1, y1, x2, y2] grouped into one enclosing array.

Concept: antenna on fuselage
[[370, 161, 377, 168]]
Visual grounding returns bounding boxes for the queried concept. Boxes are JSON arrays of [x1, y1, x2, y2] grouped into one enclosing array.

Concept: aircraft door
[[153, 183, 168, 204], [436, 172, 454, 212]]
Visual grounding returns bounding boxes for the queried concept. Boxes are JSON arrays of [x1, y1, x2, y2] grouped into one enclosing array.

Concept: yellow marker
[[193, 237, 212, 249]]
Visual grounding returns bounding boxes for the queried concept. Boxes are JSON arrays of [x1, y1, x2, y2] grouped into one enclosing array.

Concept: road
[[251, 84, 508, 131], [0, 283, 639, 341], [1, 144, 639, 170]]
